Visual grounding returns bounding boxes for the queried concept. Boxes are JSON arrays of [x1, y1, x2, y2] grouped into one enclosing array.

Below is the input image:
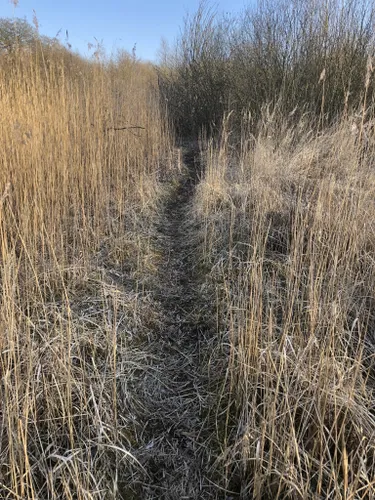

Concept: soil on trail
[[137, 144, 221, 499]]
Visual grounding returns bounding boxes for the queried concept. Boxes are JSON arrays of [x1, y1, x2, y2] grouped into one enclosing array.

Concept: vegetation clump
[[0, 20, 173, 498], [3, 1, 375, 498]]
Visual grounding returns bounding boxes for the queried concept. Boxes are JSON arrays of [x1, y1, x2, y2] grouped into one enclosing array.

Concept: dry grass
[[4, 14, 375, 500], [193, 112, 375, 498], [0, 46, 173, 498]]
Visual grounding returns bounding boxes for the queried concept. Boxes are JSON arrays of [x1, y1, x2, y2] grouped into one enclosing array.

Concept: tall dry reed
[[0, 45, 172, 498], [194, 111, 375, 498]]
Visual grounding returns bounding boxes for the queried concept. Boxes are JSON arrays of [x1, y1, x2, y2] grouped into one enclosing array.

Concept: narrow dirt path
[[137, 144, 221, 499]]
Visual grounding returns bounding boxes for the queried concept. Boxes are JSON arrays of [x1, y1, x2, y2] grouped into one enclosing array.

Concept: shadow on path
[[137, 143, 221, 499]]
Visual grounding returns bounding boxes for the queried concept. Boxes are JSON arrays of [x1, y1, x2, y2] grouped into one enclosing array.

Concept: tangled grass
[[193, 112, 375, 498], [0, 45, 173, 498]]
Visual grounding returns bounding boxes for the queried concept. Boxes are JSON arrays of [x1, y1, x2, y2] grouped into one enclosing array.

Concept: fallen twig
[[107, 125, 146, 131]]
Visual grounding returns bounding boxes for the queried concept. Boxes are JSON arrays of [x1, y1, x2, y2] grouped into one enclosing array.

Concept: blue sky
[[1, 0, 249, 61]]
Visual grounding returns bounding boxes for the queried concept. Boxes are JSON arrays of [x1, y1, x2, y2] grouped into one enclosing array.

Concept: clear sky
[[1, 0, 249, 61]]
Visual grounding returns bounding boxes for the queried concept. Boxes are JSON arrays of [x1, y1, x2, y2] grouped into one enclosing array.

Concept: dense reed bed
[[3, 1, 375, 497], [0, 44, 172, 498], [193, 111, 375, 498]]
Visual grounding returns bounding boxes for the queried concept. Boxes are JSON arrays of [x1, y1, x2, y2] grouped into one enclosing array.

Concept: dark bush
[[159, 0, 375, 137]]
